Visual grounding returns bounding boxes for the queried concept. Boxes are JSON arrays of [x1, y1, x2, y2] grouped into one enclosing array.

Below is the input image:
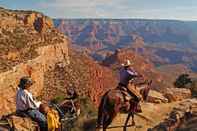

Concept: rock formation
[[42, 50, 117, 107], [54, 19, 197, 72], [164, 88, 191, 102], [150, 99, 197, 131], [147, 90, 168, 103], [0, 7, 69, 117]]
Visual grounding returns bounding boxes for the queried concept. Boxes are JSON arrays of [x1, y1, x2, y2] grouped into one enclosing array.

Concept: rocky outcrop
[[164, 88, 191, 102], [130, 35, 146, 53], [33, 16, 53, 33], [0, 7, 69, 117], [147, 90, 168, 103], [150, 99, 197, 131], [42, 50, 117, 107], [10, 115, 38, 131], [0, 42, 69, 116], [87, 59, 117, 106], [0, 7, 53, 33]]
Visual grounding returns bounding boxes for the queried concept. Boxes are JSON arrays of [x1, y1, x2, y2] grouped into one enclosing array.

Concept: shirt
[[119, 67, 138, 86], [16, 88, 41, 111]]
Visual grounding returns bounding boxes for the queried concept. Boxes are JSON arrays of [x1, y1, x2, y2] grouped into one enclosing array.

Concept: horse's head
[[139, 80, 152, 101]]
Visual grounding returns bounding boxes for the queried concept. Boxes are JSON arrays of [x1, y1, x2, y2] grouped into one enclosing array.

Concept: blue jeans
[[27, 109, 48, 131]]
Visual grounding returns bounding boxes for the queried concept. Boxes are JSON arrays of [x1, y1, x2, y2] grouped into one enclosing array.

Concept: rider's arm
[[127, 69, 138, 77], [25, 91, 41, 109]]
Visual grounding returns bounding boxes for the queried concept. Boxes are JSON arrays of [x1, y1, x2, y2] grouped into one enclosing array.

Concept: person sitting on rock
[[16, 76, 47, 131], [39, 104, 61, 131], [118, 60, 142, 111]]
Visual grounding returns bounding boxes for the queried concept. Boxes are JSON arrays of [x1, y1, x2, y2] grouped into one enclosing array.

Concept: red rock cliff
[[0, 8, 69, 116]]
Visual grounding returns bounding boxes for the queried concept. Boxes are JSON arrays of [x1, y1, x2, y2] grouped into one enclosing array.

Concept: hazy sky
[[1, 0, 197, 20]]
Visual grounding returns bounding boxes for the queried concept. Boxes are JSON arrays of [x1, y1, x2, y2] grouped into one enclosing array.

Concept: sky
[[1, 0, 197, 20]]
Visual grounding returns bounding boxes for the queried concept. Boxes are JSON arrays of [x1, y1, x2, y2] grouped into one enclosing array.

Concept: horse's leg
[[97, 109, 103, 128], [97, 93, 107, 129], [103, 111, 117, 131], [102, 113, 109, 131], [124, 112, 132, 131], [131, 112, 135, 126]]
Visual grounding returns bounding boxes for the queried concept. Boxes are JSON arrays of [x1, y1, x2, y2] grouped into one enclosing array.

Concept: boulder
[[150, 99, 197, 131], [147, 90, 168, 103], [10, 115, 38, 131], [24, 13, 36, 26], [0, 114, 39, 131], [164, 88, 191, 102]]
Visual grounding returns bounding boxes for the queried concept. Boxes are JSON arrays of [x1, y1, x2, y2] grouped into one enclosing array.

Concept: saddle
[[117, 84, 142, 113], [117, 83, 142, 102]]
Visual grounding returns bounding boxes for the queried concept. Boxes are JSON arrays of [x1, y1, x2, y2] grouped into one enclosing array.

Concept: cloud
[[38, 0, 197, 20], [38, 0, 128, 18], [39, 0, 121, 8]]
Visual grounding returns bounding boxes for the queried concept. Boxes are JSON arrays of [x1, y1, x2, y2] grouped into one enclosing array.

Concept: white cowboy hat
[[121, 60, 133, 67]]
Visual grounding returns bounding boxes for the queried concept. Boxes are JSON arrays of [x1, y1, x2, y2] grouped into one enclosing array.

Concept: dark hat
[[18, 76, 34, 89]]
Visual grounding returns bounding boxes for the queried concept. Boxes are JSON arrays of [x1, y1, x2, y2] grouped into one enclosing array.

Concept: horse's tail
[[97, 90, 110, 127]]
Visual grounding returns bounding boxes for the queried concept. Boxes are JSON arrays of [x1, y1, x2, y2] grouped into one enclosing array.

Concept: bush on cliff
[[174, 74, 192, 88]]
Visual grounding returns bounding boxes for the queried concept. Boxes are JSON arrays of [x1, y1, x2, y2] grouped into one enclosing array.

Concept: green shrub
[[51, 95, 66, 104], [174, 74, 192, 88]]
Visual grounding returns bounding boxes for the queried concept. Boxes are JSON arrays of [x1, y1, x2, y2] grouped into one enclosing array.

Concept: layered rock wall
[[0, 7, 70, 117], [0, 42, 69, 116]]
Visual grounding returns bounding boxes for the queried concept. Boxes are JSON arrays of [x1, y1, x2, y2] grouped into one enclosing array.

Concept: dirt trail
[[106, 102, 179, 131]]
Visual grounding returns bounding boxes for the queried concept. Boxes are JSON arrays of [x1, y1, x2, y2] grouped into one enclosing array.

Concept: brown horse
[[96, 80, 152, 131]]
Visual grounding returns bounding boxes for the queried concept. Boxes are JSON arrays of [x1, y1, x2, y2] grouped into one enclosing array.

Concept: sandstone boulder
[[10, 115, 38, 131], [147, 90, 168, 103], [24, 13, 36, 26], [164, 88, 191, 102], [150, 99, 197, 131], [0, 115, 38, 131]]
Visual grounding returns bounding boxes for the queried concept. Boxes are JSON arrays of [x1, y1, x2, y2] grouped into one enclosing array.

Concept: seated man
[[16, 76, 47, 131], [118, 60, 142, 111]]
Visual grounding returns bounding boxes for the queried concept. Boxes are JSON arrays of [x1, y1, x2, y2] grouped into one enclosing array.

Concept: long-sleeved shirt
[[119, 67, 138, 86], [16, 88, 41, 111]]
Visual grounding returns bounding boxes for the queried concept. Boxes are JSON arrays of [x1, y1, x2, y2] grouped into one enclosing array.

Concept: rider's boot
[[135, 103, 142, 113]]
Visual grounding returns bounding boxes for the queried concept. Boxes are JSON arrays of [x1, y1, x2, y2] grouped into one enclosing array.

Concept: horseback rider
[[118, 60, 142, 111], [16, 76, 48, 131]]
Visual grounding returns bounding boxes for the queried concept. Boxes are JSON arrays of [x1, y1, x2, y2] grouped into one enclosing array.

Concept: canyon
[[54, 19, 197, 72], [0, 7, 197, 131]]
